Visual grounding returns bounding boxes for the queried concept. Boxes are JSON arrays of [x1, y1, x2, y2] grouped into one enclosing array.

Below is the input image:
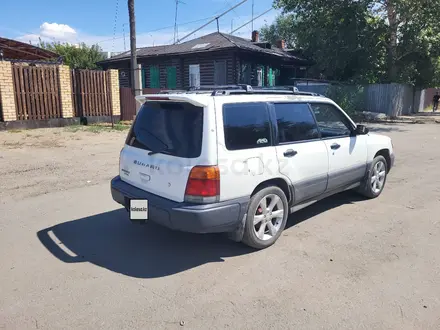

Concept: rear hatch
[[120, 100, 208, 202]]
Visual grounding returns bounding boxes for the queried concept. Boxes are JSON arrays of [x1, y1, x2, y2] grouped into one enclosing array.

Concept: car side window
[[310, 103, 352, 138], [223, 102, 271, 151], [274, 103, 319, 143]]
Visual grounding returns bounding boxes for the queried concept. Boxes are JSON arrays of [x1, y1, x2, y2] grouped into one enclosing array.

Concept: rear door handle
[[283, 149, 298, 158], [331, 143, 341, 150]]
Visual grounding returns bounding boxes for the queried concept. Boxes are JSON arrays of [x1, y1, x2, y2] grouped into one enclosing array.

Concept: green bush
[[326, 84, 365, 115]]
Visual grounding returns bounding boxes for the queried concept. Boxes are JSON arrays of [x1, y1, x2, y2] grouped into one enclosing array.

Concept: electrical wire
[[96, 16, 213, 45]]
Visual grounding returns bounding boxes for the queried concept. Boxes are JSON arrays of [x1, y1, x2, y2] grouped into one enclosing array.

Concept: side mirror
[[354, 124, 369, 135]]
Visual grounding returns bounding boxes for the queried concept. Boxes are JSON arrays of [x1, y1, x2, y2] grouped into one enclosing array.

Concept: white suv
[[111, 86, 395, 249]]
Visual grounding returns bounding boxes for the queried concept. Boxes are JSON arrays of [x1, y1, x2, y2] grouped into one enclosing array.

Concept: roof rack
[[186, 85, 323, 97]]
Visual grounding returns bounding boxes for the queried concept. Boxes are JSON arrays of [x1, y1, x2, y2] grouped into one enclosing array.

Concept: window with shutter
[[149, 66, 160, 88], [166, 67, 177, 89]]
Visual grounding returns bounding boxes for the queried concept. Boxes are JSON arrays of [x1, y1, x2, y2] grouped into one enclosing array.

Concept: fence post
[[0, 61, 17, 121], [58, 65, 74, 118], [109, 69, 121, 119]]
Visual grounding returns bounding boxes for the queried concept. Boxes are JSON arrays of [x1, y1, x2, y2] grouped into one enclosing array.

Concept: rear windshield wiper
[[148, 147, 169, 156]]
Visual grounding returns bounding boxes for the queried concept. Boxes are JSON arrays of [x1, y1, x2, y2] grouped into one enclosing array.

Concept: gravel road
[[0, 123, 439, 329]]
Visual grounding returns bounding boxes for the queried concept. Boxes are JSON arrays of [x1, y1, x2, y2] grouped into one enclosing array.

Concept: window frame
[[308, 102, 356, 140], [214, 60, 227, 85], [189, 64, 200, 88], [269, 102, 322, 146], [222, 102, 275, 151]]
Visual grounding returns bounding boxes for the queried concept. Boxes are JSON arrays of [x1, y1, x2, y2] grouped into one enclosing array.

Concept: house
[[0, 36, 60, 63], [98, 31, 312, 90]]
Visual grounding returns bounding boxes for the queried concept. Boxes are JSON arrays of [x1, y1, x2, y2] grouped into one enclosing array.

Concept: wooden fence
[[71, 70, 112, 117], [12, 65, 62, 120]]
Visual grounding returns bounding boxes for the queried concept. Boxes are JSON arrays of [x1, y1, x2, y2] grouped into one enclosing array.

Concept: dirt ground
[[0, 123, 440, 329], [0, 126, 127, 204]]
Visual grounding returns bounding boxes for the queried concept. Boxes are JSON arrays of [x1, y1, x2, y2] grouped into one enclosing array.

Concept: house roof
[[0, 37, 59, 61], [100, 32, 308, 63]]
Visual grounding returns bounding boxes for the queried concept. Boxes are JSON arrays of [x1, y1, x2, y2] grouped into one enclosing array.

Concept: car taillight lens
[[185, 166, 220, 203]]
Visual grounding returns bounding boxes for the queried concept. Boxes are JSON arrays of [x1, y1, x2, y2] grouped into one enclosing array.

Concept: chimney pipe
[[251, 30, 259, 42], [276, 39, 286, 49]]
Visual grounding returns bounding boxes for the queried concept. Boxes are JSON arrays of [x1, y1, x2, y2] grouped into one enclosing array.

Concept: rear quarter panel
[[214, 97, 290, 202]]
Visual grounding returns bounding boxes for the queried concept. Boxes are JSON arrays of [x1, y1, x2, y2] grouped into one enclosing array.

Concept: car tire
[[242, 186, 289, 249], [357, 155, 388, 199]]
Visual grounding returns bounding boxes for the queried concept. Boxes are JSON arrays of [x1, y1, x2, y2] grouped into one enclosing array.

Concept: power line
[[176, 0, 248, 44], [224, 0, 252, 35], [96, 16, 212, 45], [230, 8, 272, 34]]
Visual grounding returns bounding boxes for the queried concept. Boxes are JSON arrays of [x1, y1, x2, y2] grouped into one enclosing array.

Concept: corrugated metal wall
[[297, 83, 418, 116], [364, 84, 414, 116]]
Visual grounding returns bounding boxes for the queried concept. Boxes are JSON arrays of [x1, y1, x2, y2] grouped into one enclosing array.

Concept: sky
[[0, 0, 279, 52]]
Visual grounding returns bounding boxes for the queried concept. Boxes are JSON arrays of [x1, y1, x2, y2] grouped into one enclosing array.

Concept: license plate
[[129, 199, 148, 221]]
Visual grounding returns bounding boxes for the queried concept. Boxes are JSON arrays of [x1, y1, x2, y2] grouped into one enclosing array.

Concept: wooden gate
[[119, 87, 137, 121], [71, 70, 112, 117], [119, 87, 163, 121], [12, 65, 62, 120]]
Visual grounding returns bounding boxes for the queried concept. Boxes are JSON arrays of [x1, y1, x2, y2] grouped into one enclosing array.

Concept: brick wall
[[58, 65, 74, 118], [109, 69, 121, 116], [0, 61, 17, 121]]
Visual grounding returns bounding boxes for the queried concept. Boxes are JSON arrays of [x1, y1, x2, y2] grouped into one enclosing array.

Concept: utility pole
[[128, 0, 141, 101], [251, 0, 254, 32], [174, 0, 186, 43], [122, 23, 127, 51]]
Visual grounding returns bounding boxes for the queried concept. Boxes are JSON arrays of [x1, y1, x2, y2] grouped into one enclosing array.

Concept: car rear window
[[126, 102, 203, 158], [223, 102, 271, 151]]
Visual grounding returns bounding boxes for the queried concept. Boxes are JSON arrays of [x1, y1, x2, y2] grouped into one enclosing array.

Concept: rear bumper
[[111, 176, 249, 234]]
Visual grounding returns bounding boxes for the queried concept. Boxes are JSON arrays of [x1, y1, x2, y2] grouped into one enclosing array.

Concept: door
[[273, 103, 329, 204], [310, 103, 367, 191]]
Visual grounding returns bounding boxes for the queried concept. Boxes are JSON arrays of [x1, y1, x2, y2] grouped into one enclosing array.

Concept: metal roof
[[101, 32, 308, 63], [0, 37, 59, 61]]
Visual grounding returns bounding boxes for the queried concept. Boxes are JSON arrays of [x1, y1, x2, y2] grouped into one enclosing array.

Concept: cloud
[[16, 22, 79, 45], [40, 22, 77, 40], [14, 10, 278, 51]]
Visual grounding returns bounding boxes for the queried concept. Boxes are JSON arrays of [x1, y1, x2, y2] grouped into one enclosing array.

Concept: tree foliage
[[39, 41, 106, 69], [261, 0, 440, 87]]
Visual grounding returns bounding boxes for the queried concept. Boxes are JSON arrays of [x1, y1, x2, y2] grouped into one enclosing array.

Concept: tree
[[39, 41, 106, 69], [262, 0, 440, 86]]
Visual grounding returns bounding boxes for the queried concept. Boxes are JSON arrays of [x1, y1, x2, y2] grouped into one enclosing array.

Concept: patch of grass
[[63, 123, 130, 134], [86, 125, 106, 134], [8, 129, 23, 133], [113, 124, 130, 131], [64, 125, 83, 133]]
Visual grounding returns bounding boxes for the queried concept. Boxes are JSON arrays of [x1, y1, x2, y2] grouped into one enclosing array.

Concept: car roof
[[136, 85, 333, 107]]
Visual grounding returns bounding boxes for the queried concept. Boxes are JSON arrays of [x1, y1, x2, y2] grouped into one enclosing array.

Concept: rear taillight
[[184, 166, 220, 203]]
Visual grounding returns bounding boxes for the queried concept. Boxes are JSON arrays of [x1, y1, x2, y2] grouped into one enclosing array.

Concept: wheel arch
[[250, 178, 293, 205], [374, 149, 391, 173]]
